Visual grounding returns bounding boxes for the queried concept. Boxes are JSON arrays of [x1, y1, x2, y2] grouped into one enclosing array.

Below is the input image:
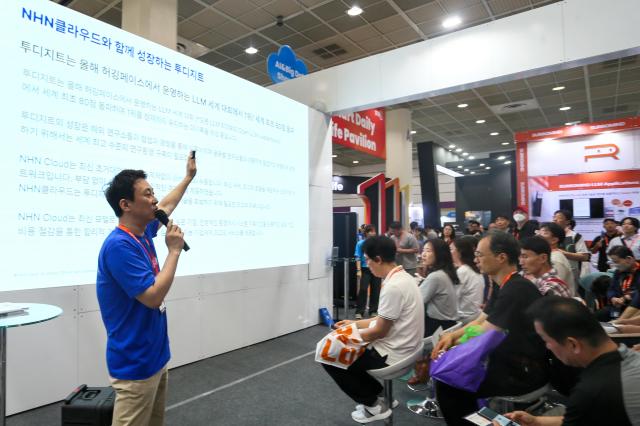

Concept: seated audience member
[[590, 218, 620, 272], [493, 214, 511, 233], [408, 238, 459, 385], [577, 272, 613, 312], [418, 238, 459, 336], [512, 206, 539, 240], [604, 246, 640, 321], [590, 274, 613, 310], [431, 232, 548, 426], [441, 223, 456, 246], [553, 209, 590, 287], [608, 216, 640, 260], [519, 236, 571, 297], [466, 220, 483, 238], [451, 236, 484, 322], [501, 296, 640, 426], [322, 236, 424, 423], [539, 222, 575, 293], [354, 225, 381, 320]]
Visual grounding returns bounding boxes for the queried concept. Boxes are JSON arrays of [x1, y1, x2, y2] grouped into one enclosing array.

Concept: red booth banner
[[332, 108, 386, 159]]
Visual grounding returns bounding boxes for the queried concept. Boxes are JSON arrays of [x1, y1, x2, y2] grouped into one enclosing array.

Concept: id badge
[[159, 301, 166, 313]]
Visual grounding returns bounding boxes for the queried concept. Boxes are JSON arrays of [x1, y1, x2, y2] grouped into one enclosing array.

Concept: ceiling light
[[470, 171, 475, 174], [347, 6, 363, 16], [552, 86, 565, 91], [479, 163, 485, 167], [565, 121, 581, 126], [410, 130, 417, 135], [462, 152, 469, 156], [455, 148, 463, 152], [490, 132, 499, 136], [449, 144, 456, 148], [464, 168, 469, 172], [468, 156, 475, 159], [332, 154, 337, 158], [442, 15, 462, 29], [498, 155, 506, 160], [559, 106, 571, 111], [485, 166, 491, 170], [504, 160, 512, 164], [501, 142, 510, 146], [457, 103, 468, 108], [475, 119, 486, 124], [352, 160, 359, 164], [457, 165, 463, 169], [244, 46, 258, 55]]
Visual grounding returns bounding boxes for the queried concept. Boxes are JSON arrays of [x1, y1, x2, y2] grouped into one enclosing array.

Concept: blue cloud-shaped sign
[[267, 45, 308, 84]]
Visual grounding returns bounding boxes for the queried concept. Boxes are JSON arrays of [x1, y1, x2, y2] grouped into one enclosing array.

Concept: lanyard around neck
[[117, 224, 160, 276]]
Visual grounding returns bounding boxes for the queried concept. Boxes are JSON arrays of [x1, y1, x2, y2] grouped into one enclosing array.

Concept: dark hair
[[363, 224, 376, 234], [453, 236, 480, 273], [603, 218, 618, 225], [568, 219, 576, 230], [484, 231, 520, 265], [426, 238, 459, 284], [621, 217, 640, 230], [362, 235, 397, 263], [591, 275, 612, 296], [520, 236, 552, 265], [104, 169, 147, 217], [540, 222, 565, 246], [554, 209, 573, 221], [442, 223, 456, 239], [468, 220, 480, 226], [389, 221, 402, 230], [410, 221, 419, 230], [527, 296, 609, 347], [494, 214, 510, 221], [609, 245, 634, 259]]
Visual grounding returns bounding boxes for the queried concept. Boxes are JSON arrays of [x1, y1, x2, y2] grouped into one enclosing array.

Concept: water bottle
[[319, 307, 335, 328]]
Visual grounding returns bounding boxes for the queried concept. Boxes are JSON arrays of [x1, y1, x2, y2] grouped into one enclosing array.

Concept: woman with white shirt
[[451, 236, 485, 323], [408, 238, 459, 386], [419, 238, 459, 336]]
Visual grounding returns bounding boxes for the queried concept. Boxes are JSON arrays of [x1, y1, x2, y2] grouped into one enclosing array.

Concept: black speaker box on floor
[[61, 384, 114, 426]]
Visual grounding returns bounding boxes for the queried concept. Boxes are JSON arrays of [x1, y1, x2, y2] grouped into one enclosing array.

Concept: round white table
[[0, 303, 63, 426]]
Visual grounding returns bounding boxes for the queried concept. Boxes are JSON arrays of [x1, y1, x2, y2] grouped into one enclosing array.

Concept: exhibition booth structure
[[516, 116, 640, 240]]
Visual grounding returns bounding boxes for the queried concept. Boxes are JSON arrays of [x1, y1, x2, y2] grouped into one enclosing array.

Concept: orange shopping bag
[[315, 322, 368, 369]]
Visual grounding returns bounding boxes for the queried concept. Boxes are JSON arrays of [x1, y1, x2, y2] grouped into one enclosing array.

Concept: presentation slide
[[0, 1, 310, 292]]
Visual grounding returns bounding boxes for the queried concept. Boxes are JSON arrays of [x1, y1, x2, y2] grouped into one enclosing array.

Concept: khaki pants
[[110, 366, 168, 426]]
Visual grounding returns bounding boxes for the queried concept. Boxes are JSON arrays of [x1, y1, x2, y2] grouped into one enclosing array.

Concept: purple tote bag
[[430, 329, 506, 392]]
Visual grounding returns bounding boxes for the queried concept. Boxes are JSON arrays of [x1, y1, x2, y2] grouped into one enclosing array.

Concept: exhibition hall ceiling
[[56, 0, 640, 170]]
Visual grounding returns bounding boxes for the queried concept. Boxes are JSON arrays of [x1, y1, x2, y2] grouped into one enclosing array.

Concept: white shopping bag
[[315, 322, 368, 369]]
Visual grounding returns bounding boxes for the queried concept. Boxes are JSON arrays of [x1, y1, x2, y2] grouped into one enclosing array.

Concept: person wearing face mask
[[512, 206, 539, 240]]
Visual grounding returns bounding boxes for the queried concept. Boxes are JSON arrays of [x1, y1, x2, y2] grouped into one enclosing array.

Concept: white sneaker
[[355, 313, 363, 320], [355, 398, 398, 412], [351, 402, 391, 423]]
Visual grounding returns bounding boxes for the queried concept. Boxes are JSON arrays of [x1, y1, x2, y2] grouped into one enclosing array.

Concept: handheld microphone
[[154, 209, 190, 251]]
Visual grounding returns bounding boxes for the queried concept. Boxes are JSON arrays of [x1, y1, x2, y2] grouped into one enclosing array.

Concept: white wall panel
[[77, 311, 110, 387]]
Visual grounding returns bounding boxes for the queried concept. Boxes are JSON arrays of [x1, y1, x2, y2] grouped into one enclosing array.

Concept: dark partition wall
[[455, 164, 517, 223], [417, 142, 441, 228], [332, 212, 358, 303]]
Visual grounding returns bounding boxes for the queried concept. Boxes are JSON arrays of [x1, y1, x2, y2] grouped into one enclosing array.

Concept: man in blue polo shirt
[[97, 152, 196, 426]]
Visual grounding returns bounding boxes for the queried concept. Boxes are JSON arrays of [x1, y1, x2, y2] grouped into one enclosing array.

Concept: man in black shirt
[[501, 296, 640, 426], [590, 218, 620, 272], [432, 231, 548, 426]]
